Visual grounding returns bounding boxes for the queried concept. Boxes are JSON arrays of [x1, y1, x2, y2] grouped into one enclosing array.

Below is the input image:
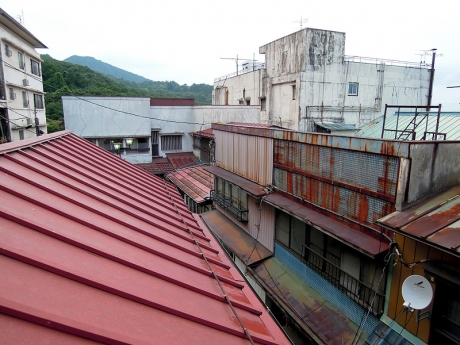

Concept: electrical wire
[[1, 57, 211, 126]]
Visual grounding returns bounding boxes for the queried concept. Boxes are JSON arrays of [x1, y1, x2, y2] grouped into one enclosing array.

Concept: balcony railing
[[303, 244, 385, 316], [211, 190, 248, 222]]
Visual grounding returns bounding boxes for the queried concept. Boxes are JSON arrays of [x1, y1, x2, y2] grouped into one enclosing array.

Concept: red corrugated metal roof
[[192, 128, 215, 139], [166, 166, 213, 203], [166, 152, 198, 169], [0, 131, 290, 345], [137, 157, 174, 174], [378, 184, 460, 256]]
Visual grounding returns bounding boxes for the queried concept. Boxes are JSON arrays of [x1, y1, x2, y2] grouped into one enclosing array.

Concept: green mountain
[[64, 55, 149, 83], [42, 55, 213, 133]]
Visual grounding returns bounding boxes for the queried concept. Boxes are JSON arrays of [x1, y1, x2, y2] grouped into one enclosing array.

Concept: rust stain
[[358, 194, 370, 225]]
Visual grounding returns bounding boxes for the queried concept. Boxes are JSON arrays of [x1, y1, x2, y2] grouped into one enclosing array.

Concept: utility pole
[[34, 107, 40, 136], [427, 48, 437, 110]]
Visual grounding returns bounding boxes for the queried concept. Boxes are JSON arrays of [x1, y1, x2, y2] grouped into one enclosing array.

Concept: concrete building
[[213, 28, 432, 131], [63, 96, 260, 164], [199, 123, 460, 345], [0, 8, 47, 143]]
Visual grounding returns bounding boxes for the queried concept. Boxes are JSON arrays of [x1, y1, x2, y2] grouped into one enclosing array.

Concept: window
[[22, 91, 28, 107], [4, 44, 12, 57], [292, 85, 296, 100], [137, 138, 149, 149], [348, 82, 359, 96], [261, 98, 266, 111], [19, 130, 24, 140], [30, 59, 41, 76], [161, 134, 182, 151], [9, 88, 15, 100], [18, 52, 25, 69], [213, 176, 248, 222], [33, 94, 44, 109], [275, 209, 306, 255], [151, 131, 159, 156]]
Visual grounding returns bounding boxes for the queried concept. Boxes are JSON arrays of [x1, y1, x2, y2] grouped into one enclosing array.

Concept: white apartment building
[[0, 8, 47, 143], [213, 28, 432, 131]]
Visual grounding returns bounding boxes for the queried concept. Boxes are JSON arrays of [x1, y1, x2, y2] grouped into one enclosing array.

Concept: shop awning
[[200, 210, 272, 265], [264, 192, 390, 257]]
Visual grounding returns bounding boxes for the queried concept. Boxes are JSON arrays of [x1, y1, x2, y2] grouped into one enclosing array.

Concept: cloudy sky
[[2, 0, 459, 109]]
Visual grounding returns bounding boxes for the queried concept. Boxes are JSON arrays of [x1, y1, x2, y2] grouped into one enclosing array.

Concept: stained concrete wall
[[405, 142, 460, 208], [213, 28, 431, 132]]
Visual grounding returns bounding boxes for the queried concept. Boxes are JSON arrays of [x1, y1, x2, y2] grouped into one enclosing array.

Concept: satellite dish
[[402, 275, 433, 310]]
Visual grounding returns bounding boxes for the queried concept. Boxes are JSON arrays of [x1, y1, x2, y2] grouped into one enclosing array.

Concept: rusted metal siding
[[274, 139, 398, 230], [248, 195, 276, 252], [215, 129, 273, 185]]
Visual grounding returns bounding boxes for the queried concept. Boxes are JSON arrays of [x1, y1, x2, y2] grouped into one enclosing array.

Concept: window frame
[[18, 52, 25, 70], [33, 94, 44, 109], [30, 59, 41, 77], [160, 134, 182, 152], [348, 82, 359, 96]]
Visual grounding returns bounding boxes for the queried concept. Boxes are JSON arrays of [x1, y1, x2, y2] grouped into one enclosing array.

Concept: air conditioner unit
[[6, 49, 12, 57], [22, 79, 29, 86], [26, 117, 33, 126]]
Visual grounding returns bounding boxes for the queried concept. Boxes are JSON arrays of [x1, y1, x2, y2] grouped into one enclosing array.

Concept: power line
[[1, 57, 210, 126]]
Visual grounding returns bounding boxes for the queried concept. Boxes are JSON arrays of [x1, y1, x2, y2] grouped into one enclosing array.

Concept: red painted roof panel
[[166, 166, 213, 203], [0, 132, 290, 345]]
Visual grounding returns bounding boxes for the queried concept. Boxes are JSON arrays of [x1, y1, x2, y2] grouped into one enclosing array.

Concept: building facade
[[0, 8, 47, 143], [213, 28, 432, 131], [63, 96, 260, 164], [200, 123, 460, 345]]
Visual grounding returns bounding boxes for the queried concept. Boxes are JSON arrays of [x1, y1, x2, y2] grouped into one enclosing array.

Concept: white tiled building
[[0, 8, 47, 143]]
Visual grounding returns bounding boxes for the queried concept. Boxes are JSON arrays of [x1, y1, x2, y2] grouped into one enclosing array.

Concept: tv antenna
[[402, 275, 433, 311], [220, 54, 258, 76], [293, 16, 308, 29]]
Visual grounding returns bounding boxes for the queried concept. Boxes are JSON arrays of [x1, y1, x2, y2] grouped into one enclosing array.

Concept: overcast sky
[[2, 0, 459, 110]]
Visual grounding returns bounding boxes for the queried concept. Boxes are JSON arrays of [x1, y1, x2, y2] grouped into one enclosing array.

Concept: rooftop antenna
[[220, 55, 258, 76], [293, 16, 308, 29]]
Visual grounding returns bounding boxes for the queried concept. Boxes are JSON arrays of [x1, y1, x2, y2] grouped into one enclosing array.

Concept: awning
[[377, 184, 460, 257], [251, 256, 365, 345], [264, 192, 389, 257], [202, 165, 266, 197], [200, 210, 272, 265]]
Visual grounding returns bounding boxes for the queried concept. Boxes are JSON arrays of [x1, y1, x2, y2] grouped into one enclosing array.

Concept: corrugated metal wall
[[274, 140, 399, 229], [215, 130, 273, 185], [248, 195, 275, 252]]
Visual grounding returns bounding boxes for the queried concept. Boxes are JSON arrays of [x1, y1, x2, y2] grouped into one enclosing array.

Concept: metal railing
[[214, 64, 266, 83], [211, 190, 248, 222], [344, 55, 429, 68], [303, 244, 385, 316]]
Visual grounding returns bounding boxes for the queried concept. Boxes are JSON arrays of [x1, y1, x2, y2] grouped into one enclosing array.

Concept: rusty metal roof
[[202, 165, 266, 197], [251, 257, 366, 345], [166, 166, 213, 203], [377, 184, 460, 256], [228, 122, 285, 129], [192, 128, 215, 139], [264, 192, 390, 257], [166, 151, 198, 169], [201, 210, 273, 265], [137, 157, 174, 174], [0, 131, 290, 345]]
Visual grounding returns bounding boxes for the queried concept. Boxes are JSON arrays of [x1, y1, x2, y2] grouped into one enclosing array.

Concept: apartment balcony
[[303, 244, 385, 316], [211, 191, 248, 222]]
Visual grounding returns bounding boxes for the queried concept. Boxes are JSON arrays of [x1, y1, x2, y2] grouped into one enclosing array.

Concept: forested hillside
[[42, 55, 213, 132]]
